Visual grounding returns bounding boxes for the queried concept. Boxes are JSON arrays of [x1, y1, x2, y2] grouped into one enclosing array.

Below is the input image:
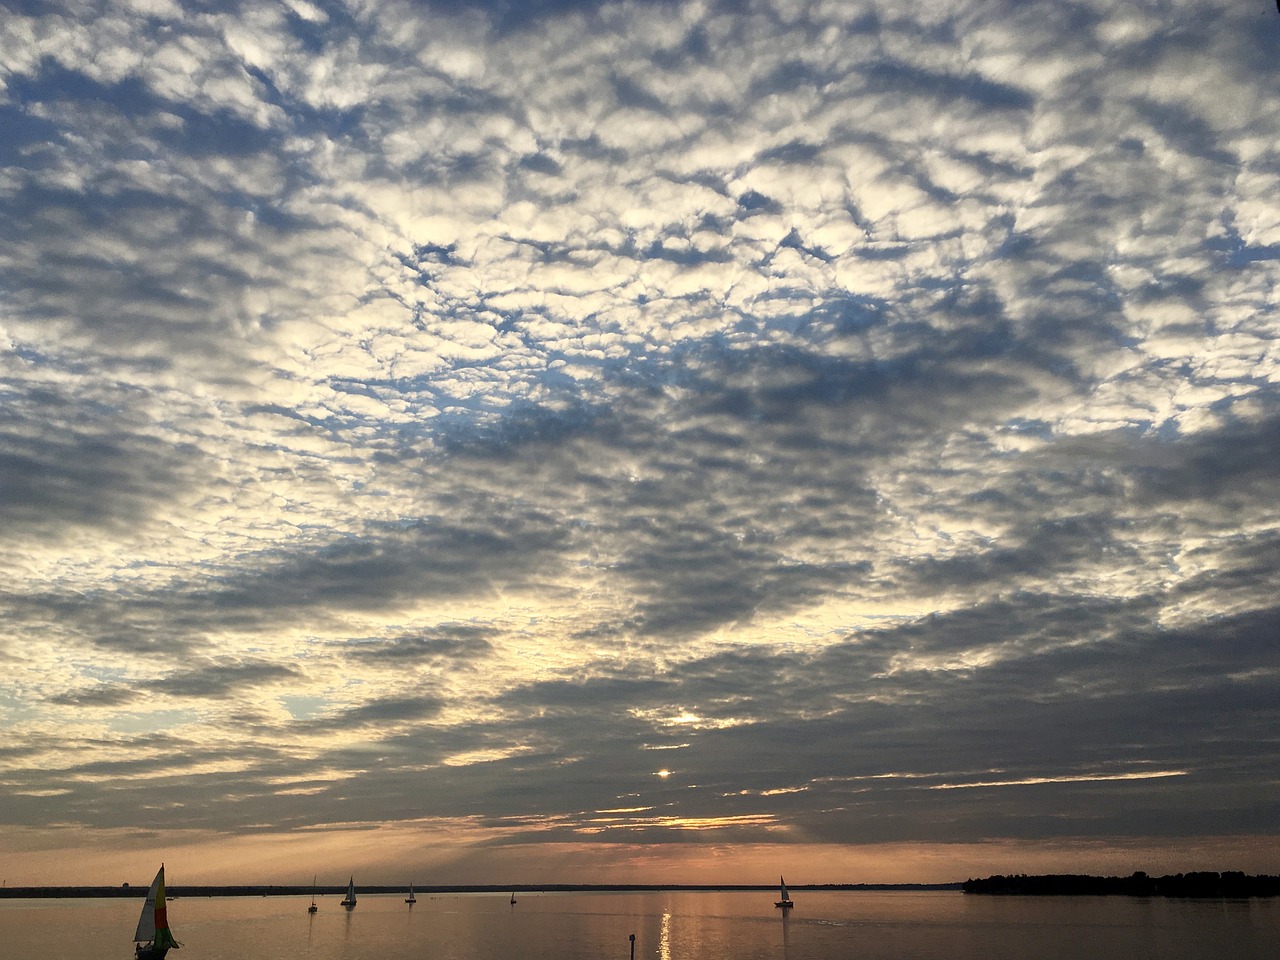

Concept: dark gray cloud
[[1129, 411, 1280, 505], [327, 694, 446, 727], [45, 684, 138, 708], [342, 627, 495, 663], [0, 381, 210, 537], [160, 658, 303, 699], [204, 516, 570, 613]]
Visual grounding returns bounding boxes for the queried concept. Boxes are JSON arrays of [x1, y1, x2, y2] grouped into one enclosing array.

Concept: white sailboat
[[774, 875, 794, 909], [405, 883, 416, 905], [134, 865, 181, 960], [340, 875, 357, 908]]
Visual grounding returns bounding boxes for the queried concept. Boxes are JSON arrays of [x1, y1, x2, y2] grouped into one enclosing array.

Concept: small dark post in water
[[629, 933, 635, 960]]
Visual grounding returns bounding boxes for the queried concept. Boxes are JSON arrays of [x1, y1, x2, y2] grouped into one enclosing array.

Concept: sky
[[2, 0, 1279, 888]]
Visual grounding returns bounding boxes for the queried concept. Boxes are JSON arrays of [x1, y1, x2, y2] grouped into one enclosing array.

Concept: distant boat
[[308, 875, 318, 914], [774, 875, 794, 909], [134, 865, 181, 960], [510, 891, 517, 905], [405, 883, 416, 905], [340, 875, 357, 908]]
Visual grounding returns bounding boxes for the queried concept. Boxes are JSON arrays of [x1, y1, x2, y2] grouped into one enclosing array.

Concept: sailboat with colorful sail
[[340, 875, 357, 908], [774, 875, 794, 909], [134, 865, 181, 960]]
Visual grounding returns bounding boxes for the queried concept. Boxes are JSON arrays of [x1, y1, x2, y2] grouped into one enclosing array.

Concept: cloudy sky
[[2, 0, 1279, 886]]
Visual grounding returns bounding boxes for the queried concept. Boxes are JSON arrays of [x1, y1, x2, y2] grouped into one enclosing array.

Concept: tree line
[[963, 871, 1279, 898]]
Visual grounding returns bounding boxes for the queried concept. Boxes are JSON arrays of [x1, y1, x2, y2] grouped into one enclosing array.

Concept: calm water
[[4, 890, 1278, 960]]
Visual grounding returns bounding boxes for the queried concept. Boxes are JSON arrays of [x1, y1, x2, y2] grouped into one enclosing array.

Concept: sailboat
[[134, 865, 181, 960], [774, 875, 794, 909], [340, 875, 357, 908], [308, 875, 318, 914], [510, 891, 517, 905], [405, 883, 416, 905]]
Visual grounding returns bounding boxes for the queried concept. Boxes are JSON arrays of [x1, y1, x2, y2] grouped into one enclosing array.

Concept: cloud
[[342, 627, 495, 663], [45, 684, 139, 708], [205, 515, 571, 613], [0, 377, 211, 539], [2, 0, 1279, 882], [159, 658, 303, 699]]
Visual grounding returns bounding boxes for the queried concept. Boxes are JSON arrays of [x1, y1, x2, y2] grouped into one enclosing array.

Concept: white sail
[[341, 876, 356, 905], [780, 876, 789, 901], [134, 868, 162, 942]]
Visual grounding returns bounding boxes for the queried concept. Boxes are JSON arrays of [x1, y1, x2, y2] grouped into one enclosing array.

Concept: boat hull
[[135, 945, 170, 960]]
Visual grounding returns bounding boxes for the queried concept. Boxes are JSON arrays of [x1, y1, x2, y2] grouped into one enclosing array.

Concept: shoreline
[[962, 872, 1279, 898]]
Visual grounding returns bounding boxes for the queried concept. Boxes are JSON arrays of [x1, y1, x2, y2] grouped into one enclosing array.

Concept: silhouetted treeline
[[963, 871, 1280, 898]]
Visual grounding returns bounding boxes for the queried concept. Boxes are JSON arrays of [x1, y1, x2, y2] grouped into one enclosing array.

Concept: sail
[[780, 876, 789, 901], [133, 871, 157, 943], [135, 865, 179, 950], [342, 876, 357, 904]]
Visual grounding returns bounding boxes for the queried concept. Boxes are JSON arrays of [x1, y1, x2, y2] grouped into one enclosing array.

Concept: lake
[[3, 889, 1277, 960]]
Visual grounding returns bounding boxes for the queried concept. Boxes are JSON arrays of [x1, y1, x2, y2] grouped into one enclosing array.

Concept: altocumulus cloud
[[1, 0, 1279, 882]]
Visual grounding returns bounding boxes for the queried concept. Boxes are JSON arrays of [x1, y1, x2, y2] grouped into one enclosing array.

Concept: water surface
[[3, 889, 1276, 959]]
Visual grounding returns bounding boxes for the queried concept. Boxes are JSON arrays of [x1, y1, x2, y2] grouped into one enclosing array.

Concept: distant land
[[0, 882, 960, 900], [963, 872, 1280, 898]]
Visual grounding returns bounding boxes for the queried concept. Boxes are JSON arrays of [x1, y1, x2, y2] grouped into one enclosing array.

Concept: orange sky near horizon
[[5, 827, 1278, 889]]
